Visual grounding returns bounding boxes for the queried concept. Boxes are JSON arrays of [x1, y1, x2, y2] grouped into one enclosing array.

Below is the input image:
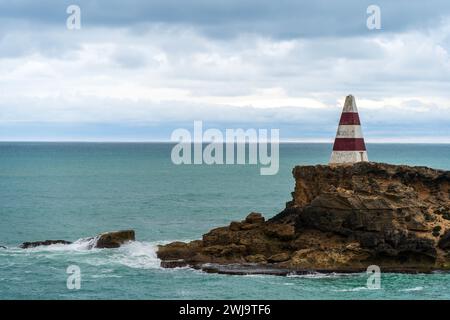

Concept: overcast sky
[[0, 0, 449, 142]]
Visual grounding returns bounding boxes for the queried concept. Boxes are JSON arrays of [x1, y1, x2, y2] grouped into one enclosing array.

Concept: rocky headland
[[157, 162, 450, 274]]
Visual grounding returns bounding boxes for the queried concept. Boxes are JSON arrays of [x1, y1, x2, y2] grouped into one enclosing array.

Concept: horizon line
[[1, 140, 450, 144]]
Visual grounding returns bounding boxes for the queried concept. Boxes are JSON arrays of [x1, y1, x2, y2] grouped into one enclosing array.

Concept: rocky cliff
[[157, 162, 450, 274]]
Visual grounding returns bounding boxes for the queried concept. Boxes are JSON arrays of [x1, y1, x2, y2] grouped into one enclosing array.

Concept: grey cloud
[[0, 1, 449, 142], [1, 0, 450, 39], [0, 24, 83, 58]]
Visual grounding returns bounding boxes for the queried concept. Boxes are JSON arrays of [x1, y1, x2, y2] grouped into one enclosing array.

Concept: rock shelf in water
[[19, 230, 135, 249]]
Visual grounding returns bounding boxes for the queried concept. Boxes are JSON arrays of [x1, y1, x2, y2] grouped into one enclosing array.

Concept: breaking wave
[[6, 238, 170, 270]]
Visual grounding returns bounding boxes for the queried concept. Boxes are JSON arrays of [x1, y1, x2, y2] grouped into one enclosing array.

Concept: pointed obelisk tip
[[343, 94, 358, 113]]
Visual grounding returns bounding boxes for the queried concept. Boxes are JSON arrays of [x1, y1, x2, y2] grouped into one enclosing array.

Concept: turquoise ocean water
[[1, 142, 450, 300]]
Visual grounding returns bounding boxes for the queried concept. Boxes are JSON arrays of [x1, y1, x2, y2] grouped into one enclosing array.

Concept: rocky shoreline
[[10, 162, 450, 275], [157, 162, 450, 275]]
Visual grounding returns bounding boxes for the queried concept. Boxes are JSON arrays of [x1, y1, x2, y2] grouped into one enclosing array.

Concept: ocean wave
[[333, 286, 372, 292], [3, 238, 170, 270], [108, 241, 161, 269], [11, 237, 99, 252]]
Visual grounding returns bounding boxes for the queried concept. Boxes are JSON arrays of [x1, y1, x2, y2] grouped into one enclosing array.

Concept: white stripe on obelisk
[[330, 151, 369, 163], [336, 125, 364, 138]]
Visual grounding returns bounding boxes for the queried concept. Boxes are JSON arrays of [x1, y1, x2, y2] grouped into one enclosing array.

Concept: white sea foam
[[90, 274, 123, 279], [287, 273, 329, 279], [287, 272, 357, 279], [333, 287, 372, 292], [110, 241, 161, 269], [19, 237, 99, 252], [399, 286, 423, 292], [242, 274, 273, 279], [7, 238, 209, 273], [13, 237, 169, 270]]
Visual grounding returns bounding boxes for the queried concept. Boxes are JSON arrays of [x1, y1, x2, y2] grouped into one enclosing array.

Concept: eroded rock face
[[288, 162, 449, 266], [157, 162, 450, 273]]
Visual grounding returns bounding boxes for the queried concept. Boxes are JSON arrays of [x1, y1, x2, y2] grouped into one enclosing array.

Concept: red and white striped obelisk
[[329, 95, 368, 164]]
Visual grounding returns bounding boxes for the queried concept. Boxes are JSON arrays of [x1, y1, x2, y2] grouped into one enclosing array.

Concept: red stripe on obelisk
[[333, 138, 366, 151], [339, 113, 360, 125]]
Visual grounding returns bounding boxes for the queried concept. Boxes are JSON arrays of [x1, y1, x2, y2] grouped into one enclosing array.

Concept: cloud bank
[[0, 0, 449, 141]]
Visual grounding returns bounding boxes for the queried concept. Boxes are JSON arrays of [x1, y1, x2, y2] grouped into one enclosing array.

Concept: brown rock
[[95, 230, 135, 248], [439, 230, 450, 250], [245, 254, 267, 263], [268, 252, 290, 263], [202, 245, 228, 256], [157, 241, 202, 260], [220, 244, 247, 256], [245, 212, 265, 224], [240, 223, 260, 230], [264, 223, 295, 240], [202, 227, 235, 246], [20, 240, 72, 249], [160, 260, 189, 268], [229, 221, 242, 231], [242, 237, 269, 255]]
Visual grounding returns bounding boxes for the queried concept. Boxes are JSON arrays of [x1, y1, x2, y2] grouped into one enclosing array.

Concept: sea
[[1, 142, 450, 300]]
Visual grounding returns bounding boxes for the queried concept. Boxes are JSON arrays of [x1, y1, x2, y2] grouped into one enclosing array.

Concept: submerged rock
[[20, 230, 136, 249], [157, 162, 450, 274], [20, 240, 72, 249]]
